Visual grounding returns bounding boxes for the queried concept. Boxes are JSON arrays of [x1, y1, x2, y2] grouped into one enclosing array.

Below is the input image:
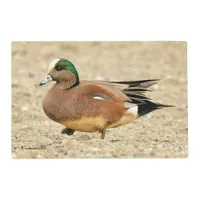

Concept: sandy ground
[[11, 42, 187, 158]]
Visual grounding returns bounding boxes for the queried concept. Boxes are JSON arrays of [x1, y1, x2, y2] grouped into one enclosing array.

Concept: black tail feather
[[124, 92, 151, 100], [138, 100, 174, 117], [111, 79, 160, 103], [110, 79, 174, 116], [124, 88, 152, 92], [111, 79, 160, 87]]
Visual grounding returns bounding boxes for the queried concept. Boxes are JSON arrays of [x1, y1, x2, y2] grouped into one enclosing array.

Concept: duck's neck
[[52, 78, 79, 90]]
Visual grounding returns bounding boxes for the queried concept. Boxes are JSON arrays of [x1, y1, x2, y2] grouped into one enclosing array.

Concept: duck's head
[[39, 58, 79, 87]]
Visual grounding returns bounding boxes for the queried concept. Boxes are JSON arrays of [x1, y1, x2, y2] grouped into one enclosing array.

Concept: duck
[[39, 58, 172, 139]]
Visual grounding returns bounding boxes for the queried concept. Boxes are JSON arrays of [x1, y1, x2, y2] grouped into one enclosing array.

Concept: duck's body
[[42, 81, 137, 133], [40, 58, 172, 139]]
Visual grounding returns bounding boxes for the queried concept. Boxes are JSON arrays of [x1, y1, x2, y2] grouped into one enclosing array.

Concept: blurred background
[[12, 42, 187, 158]]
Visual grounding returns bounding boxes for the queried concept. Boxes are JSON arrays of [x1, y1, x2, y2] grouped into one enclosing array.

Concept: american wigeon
[[39, 58, 172, 139]]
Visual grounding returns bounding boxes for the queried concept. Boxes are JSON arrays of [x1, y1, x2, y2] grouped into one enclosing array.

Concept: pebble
[[151, 84, 159, 90], [21, 106, 29, 111], [37, 154, 44, 159], [95, 75, 104, 81], [28, 72, 35, 78], [146, 113, 152, 118], [166, 75, 173, 79]]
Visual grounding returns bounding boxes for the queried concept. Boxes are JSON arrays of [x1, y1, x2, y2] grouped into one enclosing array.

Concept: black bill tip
[[39, 82, 45, 86]]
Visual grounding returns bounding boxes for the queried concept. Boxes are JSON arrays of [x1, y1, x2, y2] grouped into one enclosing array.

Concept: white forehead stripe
[[48, 58, 60, 72]]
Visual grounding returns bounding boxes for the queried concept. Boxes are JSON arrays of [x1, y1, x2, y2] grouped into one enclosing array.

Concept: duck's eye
[[55, 65, 63, 71]]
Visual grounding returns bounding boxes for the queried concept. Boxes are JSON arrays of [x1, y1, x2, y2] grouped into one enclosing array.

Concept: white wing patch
[[124, 102, 138, 115], [92, 93, 110, 100], [93, 96, 105, 100], [127, 105, 138, 115], [107, 104, 138, 129]]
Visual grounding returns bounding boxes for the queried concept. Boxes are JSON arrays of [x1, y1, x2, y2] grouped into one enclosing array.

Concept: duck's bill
[[39, 75, 53, 86]]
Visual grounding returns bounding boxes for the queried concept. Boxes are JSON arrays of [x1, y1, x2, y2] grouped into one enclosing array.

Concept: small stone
[[21, 106, 28, 111], [28, 72, 35, 78], [37, 154, 43, 158], [95, 75, 104, 81], [146, 113, 152, 118], [157, 100, 164, 104], [12, 83, 19, 88], [150, 152, 155, 156], [151, 84, 159, 90], [92, 147, 99, 152], [36, 93, 41, 97], [78, 134, 90, 140], [166, 75, 173, 79]]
